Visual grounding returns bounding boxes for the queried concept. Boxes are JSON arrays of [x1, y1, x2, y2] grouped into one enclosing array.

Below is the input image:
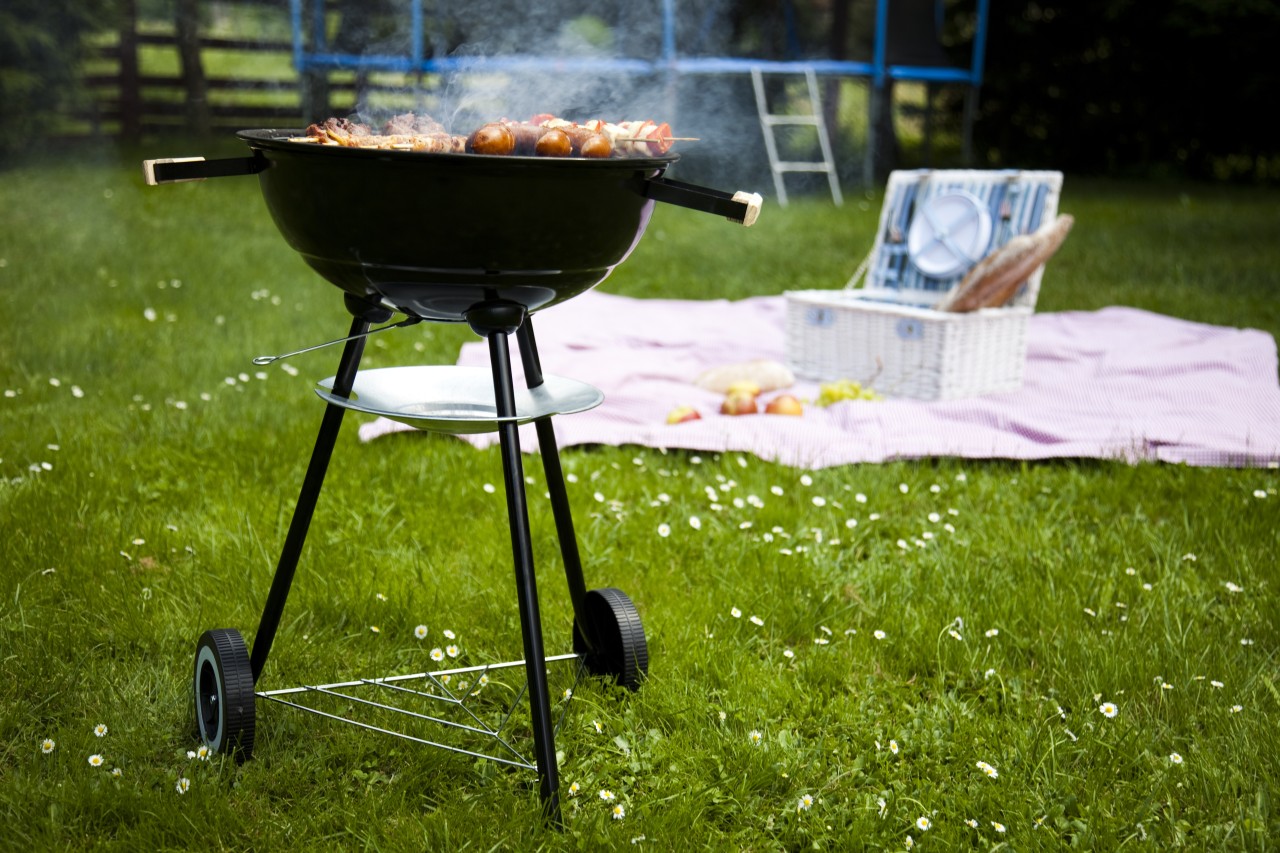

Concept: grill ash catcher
[[145, 130, 761, 824]]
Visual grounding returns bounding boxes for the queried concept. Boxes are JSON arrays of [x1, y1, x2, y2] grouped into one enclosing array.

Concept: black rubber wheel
[[572, 588, 648, 691], [193, 628, 256, 761]]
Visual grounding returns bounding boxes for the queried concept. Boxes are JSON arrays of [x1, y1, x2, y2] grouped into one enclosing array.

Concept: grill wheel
[[572, 588, 648, 691], [193, 628, 257, 761]]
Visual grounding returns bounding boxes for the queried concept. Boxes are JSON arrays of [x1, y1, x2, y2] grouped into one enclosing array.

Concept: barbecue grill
[[145, 129, 761, 824]]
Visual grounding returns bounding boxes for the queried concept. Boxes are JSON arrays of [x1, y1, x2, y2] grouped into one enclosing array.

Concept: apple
[[765, 394, 804, 416], [666, 405, 702, 425], [720, 391, 759, 415]]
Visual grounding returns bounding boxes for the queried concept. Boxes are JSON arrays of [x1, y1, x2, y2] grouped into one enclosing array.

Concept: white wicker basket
[[785, 169, 1063, 400]]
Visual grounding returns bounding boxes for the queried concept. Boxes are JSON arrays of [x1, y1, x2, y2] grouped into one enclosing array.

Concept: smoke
[[327, 0, 768, 188]]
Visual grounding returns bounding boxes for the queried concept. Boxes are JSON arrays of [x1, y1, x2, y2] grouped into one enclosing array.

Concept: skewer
[[614, 136, 700, 142]]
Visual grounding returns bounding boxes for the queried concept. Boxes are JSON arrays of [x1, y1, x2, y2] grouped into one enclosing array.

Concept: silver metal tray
[[315, 366, 604, 435]]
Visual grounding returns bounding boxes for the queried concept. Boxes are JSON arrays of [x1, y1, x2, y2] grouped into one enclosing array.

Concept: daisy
[[563, 688, 573, 700], [889, 740, 899, 755], [800, 475, 813, 486], [593, 720, 604, 734], [568, 781, 580, 796], [1100, 702, 1118, 718], [414, 624, 428, 640], [965, 819, 978, 828], [430, 648, 444, 662], [905, 836, 914, 850], [730, 607, 742, 618], [855, 492, 868, 503], [197, 745, 210, 760], [797, 794, 814, 812], [718, 710, 727, 723], [612, 804, 626, 820], [94, 724, 108, 738], [782, 649, 795, 659], [1231, 705, 1243, 713], [916, 816, 931, 831], [749, 730, 763, 745], [88, 754, 105, 768], [1210, 680, 1224, 688], [976, 760, 998, 778], [443, 629, 456, 640], [985, 628, 999, 638], [176, 777, 190, 794], [874, 630, 887, 640], [689, 516, 702, 530], [992, 821, 1006, 833], [877, 798, 887, 818], [41, 738, 55, 754], [749, 615, 764, 626], [599, 789, 615, 801], [446, 645, 459, 658], [1170, 752, 1184, 765], [111, 768, 122, 777], [369, 625, 380, 634], [948, 629, 963, 641], [657, 523, 671, 538]]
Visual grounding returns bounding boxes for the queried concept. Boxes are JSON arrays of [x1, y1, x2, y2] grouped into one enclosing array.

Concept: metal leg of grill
[[480, 319, 562, 826], [249, 315, 370, 685], [515, 322, 593, 649]]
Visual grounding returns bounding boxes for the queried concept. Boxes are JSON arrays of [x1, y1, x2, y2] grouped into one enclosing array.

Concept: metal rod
[[249, 315, 370, 684], [516, 322, 593, 650], [252, 316, 420, 365], [487, 328, 562, 826], [255, 653, 581, 697], [255, 694, 536, 771], [366, 679, 530, 763]]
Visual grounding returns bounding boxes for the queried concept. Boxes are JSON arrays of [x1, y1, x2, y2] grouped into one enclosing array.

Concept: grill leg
[[249, 315, 370, 685], [515, 322, 593, 650], [472, 304, 561, 825]]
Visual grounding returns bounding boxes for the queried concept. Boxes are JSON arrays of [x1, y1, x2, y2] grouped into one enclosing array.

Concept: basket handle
[[842, 251, 873, 291]]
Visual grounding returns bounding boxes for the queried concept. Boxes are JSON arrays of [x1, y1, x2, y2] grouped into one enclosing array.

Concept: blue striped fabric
[[864, 170, 1062, 303]]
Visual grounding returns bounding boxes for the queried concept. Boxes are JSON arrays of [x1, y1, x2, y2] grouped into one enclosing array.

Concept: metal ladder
[[751, 66, 844, 207]]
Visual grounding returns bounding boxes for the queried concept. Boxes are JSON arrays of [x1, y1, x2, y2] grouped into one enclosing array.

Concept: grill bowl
[[239, 129, 678, 321]]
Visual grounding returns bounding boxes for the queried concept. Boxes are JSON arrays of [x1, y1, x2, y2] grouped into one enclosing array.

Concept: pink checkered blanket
[[359, 292, 1280, 468]]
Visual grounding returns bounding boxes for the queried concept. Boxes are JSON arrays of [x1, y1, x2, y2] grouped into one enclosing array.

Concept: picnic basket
[[785, 169, 1064, 400]]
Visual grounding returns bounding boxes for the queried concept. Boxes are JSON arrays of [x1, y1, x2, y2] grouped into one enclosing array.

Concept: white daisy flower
[[749, 615, 764, 626], [1100, 702, 1118, 718], [415, 624, 428, 639], [593, 720, 604, 734], [443, 629, 456, 640], [976, 760, 998, 778], [749, 730, 762, 745], [88, 754, 105, 767], [916, 816, 931, 831], [965, 818, 978, 828], [1170, 752, 1184, 765], [657, 523, 671, 538], [730, 606, 742, 618], [568, 781, 579, 796], [948, 629, 963, 641], [889, 740, 899, 755], [797, 793, 814, 812], [599, 789, 615, 801], [992, 821, 1006, 833], [176, 777, 190, 794], [94, 724, 108, 738], [41, 738, 55, 754], [689, 516, 702, 530], [430, 648, 444, 662], [874, 630, 887, 640], [612, 804, 626, 820], [446, 644, 459, 657], [196, 745, 210, 760], [985, 628, 999, 637]]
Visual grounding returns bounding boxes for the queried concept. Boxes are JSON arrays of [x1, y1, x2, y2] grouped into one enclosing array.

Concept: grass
[[1, 148, 1279, 850]]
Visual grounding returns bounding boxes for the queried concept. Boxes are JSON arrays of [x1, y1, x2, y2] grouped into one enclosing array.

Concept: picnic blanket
[[358, 292, 1280, 468]]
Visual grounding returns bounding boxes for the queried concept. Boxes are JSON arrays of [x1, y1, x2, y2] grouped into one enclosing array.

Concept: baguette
[[935, 214, 1074, 312]]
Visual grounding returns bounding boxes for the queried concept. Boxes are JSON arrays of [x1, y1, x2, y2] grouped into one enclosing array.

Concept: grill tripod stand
[[192, 296, 648, 825]]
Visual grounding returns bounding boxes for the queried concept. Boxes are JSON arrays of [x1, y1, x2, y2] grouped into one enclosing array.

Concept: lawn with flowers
[[1, 150, 1278, 850]]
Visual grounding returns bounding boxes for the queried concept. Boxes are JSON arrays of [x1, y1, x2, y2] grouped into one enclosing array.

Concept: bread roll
[[935, 214, 1074, 312]]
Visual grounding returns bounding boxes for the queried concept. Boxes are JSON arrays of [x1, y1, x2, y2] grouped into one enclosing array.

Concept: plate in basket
[[316, 366, 604, 434]]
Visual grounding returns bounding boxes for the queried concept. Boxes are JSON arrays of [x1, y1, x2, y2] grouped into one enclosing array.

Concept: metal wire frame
[[256, 653, 586, 771]]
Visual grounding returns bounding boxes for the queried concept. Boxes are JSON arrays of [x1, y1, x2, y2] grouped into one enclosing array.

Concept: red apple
[[720, 391, 759, 415], [765, 394, 804, 416], [666, 405, 702, 425]]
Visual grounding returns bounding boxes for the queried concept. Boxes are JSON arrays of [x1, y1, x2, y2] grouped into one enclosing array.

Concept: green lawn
[[1, 149, 1278, 850]]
